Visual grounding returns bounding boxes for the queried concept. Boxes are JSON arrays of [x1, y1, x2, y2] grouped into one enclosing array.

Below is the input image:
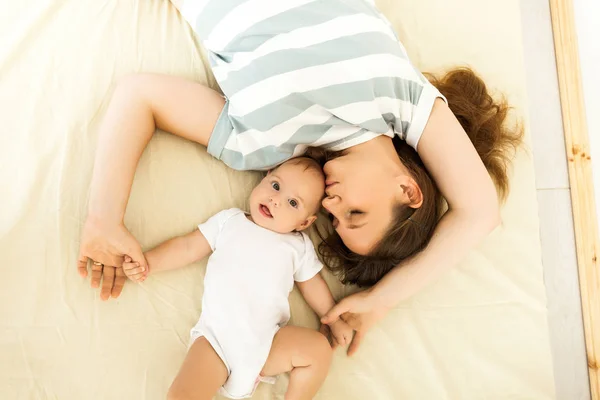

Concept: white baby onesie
[[190, 208, 323, 399]]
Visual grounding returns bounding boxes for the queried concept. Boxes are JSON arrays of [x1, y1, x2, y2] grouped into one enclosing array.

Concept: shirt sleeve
[[293, 233, 324, 282], [404, 83, 447, 151], [197, 208, 240, 251]]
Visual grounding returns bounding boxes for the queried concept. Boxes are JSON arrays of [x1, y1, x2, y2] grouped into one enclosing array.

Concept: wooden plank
[[549, 0, 600, 397]]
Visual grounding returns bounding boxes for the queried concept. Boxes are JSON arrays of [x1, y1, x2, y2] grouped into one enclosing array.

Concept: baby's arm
[[123, 229, 212, 281], [297, 275, 353, 347], [297, 274, 336, 318]]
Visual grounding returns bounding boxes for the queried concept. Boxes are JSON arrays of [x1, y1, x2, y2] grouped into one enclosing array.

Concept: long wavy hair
[[315, 67, 523, 287]]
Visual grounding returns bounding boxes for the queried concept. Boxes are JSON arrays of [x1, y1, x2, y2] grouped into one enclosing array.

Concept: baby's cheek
[[271, 215, 294, 234]]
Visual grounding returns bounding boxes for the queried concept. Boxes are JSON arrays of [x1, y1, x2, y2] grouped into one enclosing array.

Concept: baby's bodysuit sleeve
[[197, 208, 240, 251], [293, 233, 324, 282]]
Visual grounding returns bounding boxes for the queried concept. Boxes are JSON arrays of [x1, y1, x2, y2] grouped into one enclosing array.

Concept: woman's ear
[[397, 176, 423, 209], [297, 215, 318, 231]]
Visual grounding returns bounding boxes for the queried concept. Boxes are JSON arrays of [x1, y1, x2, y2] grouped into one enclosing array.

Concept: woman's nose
[[321, 194, 340, 212]]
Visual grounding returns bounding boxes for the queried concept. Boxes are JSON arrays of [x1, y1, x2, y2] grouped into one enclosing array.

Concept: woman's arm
[[372, 98, 500, 307], [78, 73, 224, 298], [87, 74, 224, 223], [322, 99, 500, 354]]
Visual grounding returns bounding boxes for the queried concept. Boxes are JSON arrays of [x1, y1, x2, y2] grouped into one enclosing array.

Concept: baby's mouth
[[259, 204, 273, 218]]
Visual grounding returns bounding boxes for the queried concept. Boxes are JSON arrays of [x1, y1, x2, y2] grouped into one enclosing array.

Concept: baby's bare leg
[[261, 326, 333, 400], [167, 337, 228, 400]]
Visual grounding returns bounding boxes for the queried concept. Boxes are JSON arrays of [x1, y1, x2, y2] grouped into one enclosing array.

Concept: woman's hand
[[328, 319, 354, 348], [77, 216, 146, 300], [321, 289, 391, 356], [319, 324, 336, 349]]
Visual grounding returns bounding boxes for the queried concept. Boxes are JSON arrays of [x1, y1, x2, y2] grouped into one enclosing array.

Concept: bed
[[0, 0, 556, 398]]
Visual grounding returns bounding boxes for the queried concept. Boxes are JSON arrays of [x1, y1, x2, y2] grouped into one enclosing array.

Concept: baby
[[123, 157, 352, 400]]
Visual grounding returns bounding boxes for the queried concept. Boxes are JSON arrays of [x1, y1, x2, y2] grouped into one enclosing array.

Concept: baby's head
[[249, 157, 325, 234]]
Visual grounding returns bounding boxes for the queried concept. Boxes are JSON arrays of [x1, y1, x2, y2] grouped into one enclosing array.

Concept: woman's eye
[[271, 182, 280, 191], [289, 199, 298, 208], [349, 210, 363, 215]]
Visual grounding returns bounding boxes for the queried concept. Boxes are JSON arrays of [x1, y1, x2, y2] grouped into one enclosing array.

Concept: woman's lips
[[259, 204, 273, 218]]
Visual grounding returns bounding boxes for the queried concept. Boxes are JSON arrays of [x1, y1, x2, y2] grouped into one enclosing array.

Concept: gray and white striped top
[[181, 0, 445, 170]]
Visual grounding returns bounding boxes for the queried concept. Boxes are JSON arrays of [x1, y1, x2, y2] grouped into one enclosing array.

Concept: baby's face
[[249, 158, 325, 233]]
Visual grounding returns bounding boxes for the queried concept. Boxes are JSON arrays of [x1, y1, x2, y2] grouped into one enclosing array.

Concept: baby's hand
[[328, 319, 353, 348], [123, 255, 148, 283]]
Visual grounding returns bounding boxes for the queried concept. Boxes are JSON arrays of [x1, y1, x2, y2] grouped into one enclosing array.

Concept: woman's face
[[322, 147, 406, 255]]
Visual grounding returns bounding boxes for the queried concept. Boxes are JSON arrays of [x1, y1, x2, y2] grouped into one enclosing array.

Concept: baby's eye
[[289, 199, 298, 208], [271, 182, 280, 191]]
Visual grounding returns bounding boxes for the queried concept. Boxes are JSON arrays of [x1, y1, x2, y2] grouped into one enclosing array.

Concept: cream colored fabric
[[0, 0, 555, 399]]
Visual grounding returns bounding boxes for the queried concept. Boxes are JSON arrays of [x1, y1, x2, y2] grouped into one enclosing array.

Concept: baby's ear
[[297, 215, 317, 231]]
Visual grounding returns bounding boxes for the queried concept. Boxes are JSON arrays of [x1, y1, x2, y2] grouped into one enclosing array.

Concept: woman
[[77, 0, 521, 356]]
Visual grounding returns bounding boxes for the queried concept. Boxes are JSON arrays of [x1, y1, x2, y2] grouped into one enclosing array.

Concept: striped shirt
[[181, 0, 445, 170]]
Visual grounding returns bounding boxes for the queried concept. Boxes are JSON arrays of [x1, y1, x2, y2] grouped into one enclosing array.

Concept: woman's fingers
[[100, 266, 116, 301], [321, 299, 353, 324], [333, 331, 347, 346], [111, 267, 127, 298], [348, 330, 365, 356], [77, 253, 89, 278], [340, 312, 360, 329], [90, 263, 104, 288], [345, 332, 353, 345]]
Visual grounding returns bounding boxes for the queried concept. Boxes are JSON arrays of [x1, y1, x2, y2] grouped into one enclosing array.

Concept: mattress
[[0, 0, 555, 398]]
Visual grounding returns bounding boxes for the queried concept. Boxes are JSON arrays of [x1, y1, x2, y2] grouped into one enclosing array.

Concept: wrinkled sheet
[[0, 0, 555, 398]]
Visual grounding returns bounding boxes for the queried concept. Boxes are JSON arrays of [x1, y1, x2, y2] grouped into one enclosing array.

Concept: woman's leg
[[261, 326, 333, 400], [167, 337, 228, 400]]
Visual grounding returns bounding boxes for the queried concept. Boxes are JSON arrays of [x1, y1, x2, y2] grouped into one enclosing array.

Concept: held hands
[[77, 217, 147, 300], [123, 255, 149, 282], [319, 319, 353, 350], [328, 319, 354, 348], [321, 288, 391, 356]]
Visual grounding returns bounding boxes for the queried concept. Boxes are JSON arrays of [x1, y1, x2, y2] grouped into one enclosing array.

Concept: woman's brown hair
[[318, 67, 523, 287]]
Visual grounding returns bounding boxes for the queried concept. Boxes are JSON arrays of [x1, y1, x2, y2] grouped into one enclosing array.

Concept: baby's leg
[[261, 326, 333, 400], [167, 337, 228, 400]]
